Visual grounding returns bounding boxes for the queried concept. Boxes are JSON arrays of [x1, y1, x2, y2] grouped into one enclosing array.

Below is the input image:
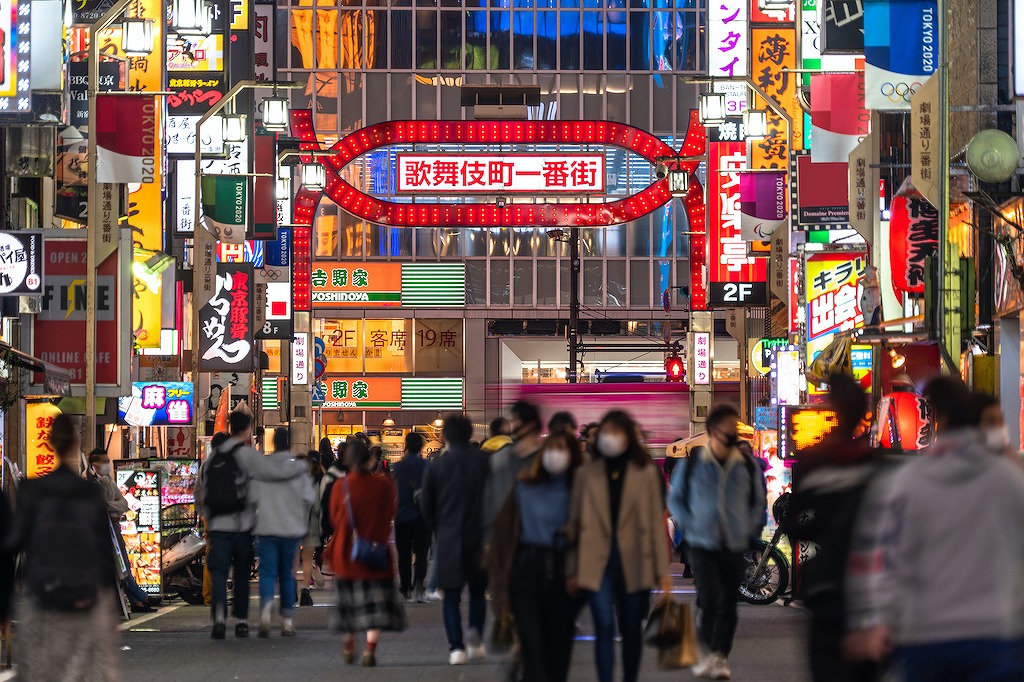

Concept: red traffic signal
[[665, 354, 684, 382]]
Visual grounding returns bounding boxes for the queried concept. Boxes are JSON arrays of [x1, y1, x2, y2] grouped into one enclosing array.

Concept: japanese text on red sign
[[396, 155, 605, 194]]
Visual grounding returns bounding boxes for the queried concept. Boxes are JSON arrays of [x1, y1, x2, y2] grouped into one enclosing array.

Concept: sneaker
[[424, 590, 443, 602], [300, 588, 314, 607], [691, 652, 718, 678], [467, 644, 487, 662], [234, 622, 249, 638], [709, 656, 732, 680], [415, 587, 428, 604], [361, 651, 377, 667], [449, 649, 468, 666], [281, 619, 295, 637], [211, 623, 226, 640], [402, 590, 413, 603], [312, 564, 325, 588]]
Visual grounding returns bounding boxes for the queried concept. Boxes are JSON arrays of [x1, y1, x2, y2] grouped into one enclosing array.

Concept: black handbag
[[644, 596, 685, 648], [342, 477, 390, 571]]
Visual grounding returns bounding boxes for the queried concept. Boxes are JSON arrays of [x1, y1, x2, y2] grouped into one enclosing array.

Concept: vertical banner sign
[[201, 175, 248, 243], [889, 193, 938, 297], [740, 171, 788, 240], [253, 3, 275, 82], [94, 96, 158, 183], [863, 0, 938, 110], [0, 0, 31, 115], [116, 469, 162, 595], [33, 240, 119, 386], [292, 333, 309, 385], [708, 0, 749, 77], [794, 152, 851, 228], [199, 263, 255, 371], [849, 134, 880, 244], [253, 132, 277, 240], [805, 250, 868, 365], [693, 332, 712, 385], [752, 27, 803, 168], [26, 402, 61, 479], [810, 73, 869, 163], [910, 73, 940, 208], [708, 142, 769, 306], [821, 0, 865, 53]]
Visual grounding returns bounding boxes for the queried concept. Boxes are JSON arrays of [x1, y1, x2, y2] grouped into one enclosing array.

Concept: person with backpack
[[393, 432, 431, 602], [667, 404, 768, 680], [13, 414, 120, 681], [252, 427, 316, 638], [297, 450, 325, 606], [484, 401, 544, 545], [196, 411, 307, 639]]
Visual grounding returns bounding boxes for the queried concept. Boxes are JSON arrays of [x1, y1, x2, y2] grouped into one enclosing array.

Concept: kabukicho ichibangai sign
[[286, 112, 707, 229]]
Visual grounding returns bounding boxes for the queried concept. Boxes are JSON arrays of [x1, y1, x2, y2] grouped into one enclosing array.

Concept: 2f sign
[[724, 283, 753, 301], [708, 282, 768, 307]]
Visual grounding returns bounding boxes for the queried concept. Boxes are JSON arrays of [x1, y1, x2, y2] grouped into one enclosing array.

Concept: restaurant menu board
[[116, 469, 163, 595], [149, 459, 199, 529]]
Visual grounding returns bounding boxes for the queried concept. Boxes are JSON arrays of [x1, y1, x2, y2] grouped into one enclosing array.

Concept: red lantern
[[877, 390, 932, 451], [888, 194, 938, 298]]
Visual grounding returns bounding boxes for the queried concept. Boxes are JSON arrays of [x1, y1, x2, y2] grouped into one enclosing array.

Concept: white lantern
[[276, 178, 291, 200], [222, 114, 247, 144], [300, 163, 325, 191], [668, 170, 689, 197], [172, 0, 206, 35], [121, 18, 154, 57], [262, 95, 290, 132], [743, 109, 770, 140], [698, 92, 727, 125]]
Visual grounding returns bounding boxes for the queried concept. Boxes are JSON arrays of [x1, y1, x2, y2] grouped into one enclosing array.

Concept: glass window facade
[[292, 0, 703, 312]]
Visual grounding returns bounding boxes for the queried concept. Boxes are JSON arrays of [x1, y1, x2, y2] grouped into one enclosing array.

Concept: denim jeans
[[442, 575, 487, 651], [124, 572, 149, 606], [585, 550, 650, 682], [256, 536, 301, 618], [207, 531, 253, 622], [897, 638, 1024, 682]]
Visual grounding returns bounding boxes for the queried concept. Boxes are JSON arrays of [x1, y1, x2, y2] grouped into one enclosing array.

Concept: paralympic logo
[[880, 82, 923, 103]]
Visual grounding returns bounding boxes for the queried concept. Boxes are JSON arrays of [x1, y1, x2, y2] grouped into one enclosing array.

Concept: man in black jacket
[[420, 415, 490, 666], [394, 432, 430, 602]]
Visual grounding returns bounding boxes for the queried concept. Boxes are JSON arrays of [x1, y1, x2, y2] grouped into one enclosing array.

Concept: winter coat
[[327, 470, 397, 581], [393, 451, 427, 525], [252, 450, 317, 538]]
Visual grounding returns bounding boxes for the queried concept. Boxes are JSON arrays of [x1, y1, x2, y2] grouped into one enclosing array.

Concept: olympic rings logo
[[880, 82, 923, 103]]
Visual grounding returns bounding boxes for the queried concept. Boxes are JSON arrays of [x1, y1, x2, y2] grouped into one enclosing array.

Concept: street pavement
[[114, 575, 812, 682]]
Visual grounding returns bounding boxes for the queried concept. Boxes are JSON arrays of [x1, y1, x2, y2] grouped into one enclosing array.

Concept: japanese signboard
[[707, 142, 769, 307], [0, 231, 42, 295], [739, 172, 787, 240], [889, 192, 937, 296], [781, 406, 840, 458], [752, 0, 796, 23], [0, 0, 31, 115], [311, 263, 466, 308], [116, 469, 162, 594], [693, 332, 711, 385], [864, 0, 938, 110], [292, 333, 309, 386], [848, 133, 879, 244], [810, 73, 869, 163], [396, 154, 605, 194], [199, 263, 255, 372], [164, 429, 196, 461], [33, 240, 119, 386], [26, 402, 60, 478], [910, 73, 939, 208], [821, 0, 865, 53], [752, 27, 804, 166], [320, 377, 402, 410], [253, 3, 274, 82], [319, 318, 463, 374], [118, 382, 194, 427], [150, 457, 198, 528], [793, 152, 850, 228], [709, 0, 749, 78], [805, 250, 868, 367]]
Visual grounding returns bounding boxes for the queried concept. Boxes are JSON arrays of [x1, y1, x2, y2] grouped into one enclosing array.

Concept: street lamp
[[121, 18, 154, 56], [171, 0, 210, 35], [743, 109, 769, 140], [668, 170, 690, 197], [262, 94, 290, 132], [699, 91, 727, 125], [300, 163, 326, 191], [222, 113, 247, 144]]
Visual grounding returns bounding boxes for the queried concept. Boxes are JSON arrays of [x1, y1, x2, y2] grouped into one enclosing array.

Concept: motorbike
[[161, 504, 207, 605], [738, 492, 791, 605]]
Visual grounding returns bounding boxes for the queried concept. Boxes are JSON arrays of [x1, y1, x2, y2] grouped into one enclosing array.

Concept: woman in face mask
[[971, 392, 1019, 461], [564, 410, 671, 682], [488, 430, 584, 682]]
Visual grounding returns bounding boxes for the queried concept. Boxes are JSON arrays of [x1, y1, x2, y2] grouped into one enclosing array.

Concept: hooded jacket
[[481, 434, 512, 454], [847, 429, 1024, 645], [252, 450, 316, 538]]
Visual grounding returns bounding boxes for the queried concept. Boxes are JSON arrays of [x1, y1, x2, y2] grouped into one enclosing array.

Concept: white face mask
[[96, 463, 111, 476], [598, 432, 628, 458], [542, 448, 571, 475], [983, 426, 1010, 452]]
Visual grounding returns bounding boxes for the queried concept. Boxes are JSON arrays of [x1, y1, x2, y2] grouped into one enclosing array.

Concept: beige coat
[[565, 458, 670, 594]]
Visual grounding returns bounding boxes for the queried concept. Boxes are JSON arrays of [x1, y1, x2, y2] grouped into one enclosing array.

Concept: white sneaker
[[449, 649, 468, 665], [467, 643, 487, 661], [692, 652, 721, 679], [425, 590, 443, 602], [709, 655, 731, 680]]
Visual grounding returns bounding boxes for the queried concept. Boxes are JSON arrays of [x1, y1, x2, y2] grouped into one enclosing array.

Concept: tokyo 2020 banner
[[863, 0, 938, 110]]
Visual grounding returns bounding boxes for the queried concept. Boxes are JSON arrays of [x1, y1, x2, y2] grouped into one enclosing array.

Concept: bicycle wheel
[[738, 542, 789, 605]]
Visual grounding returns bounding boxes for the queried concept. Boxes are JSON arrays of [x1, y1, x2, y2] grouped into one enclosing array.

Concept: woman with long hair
[[489, 430, 585, 682], [565, 410, 671, 682], [328, 439, 406, 666]]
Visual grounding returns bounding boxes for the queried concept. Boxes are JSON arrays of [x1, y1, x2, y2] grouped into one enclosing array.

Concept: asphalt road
[[114, 578, 812, 682]]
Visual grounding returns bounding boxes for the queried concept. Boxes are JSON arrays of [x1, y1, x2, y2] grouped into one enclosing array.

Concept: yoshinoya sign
[[311, 263, 465, 308], [397, 154, 605, 194], [0, 231, 43, 295]]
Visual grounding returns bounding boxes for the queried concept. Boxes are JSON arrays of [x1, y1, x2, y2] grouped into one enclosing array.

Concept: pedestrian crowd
[[0, 373, 1021, 682]]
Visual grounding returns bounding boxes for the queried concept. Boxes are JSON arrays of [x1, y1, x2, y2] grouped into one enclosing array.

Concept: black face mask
[[723, 433, 740, 448]]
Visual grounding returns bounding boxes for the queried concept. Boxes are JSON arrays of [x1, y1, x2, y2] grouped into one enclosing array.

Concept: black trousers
[[509, 546, 577, 682], [207, 531, 253, 622], [688, 547, 746, 656], [809, 615, 887, 682], [394, 517, 431, 594]]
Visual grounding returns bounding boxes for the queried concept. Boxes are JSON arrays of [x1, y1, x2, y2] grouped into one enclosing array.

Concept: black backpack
[[205, 442, 246, 518], [25, 495, 103, 611]]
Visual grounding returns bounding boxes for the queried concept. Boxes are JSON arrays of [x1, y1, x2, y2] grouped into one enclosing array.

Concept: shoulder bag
[[342, 476, 390, 571]]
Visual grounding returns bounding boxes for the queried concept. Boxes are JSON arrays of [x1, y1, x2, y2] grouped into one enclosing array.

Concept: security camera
[[496, 196, 508, 208], [655, 163, 668, 179]]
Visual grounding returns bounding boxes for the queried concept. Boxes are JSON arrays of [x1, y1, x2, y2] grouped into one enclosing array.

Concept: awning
[[56, 397, 109, 417], [0, 341, 72, 397]]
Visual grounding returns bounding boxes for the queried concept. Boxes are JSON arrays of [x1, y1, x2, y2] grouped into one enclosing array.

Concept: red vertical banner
[[253, 132, 277, 240], [293, 226, 312, 313]]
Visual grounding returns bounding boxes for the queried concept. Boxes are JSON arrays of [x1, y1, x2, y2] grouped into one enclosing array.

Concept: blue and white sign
[[863, 0, 938, 110], [119, 382, 195, 427]]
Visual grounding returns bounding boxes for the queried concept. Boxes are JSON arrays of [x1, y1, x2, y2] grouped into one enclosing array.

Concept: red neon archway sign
[[289, 111, 707, 231]]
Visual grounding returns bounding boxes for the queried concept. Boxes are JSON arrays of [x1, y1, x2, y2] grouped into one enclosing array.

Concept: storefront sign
[[118, 382, 194, 427], [864, 0, 938, 110], [889, 193, 937, 296], [164, 429, 196, 462], [199, 263, 254, 371], [0, 0, 31, 115], [397, 154, 605, 194], [216, 241, 264, 266], [253, 3, 275, 82], [33, 240, 119, 386], [821, 0, 865, 53], [849, 133, 880, 244], [26, 402, 60, 478], [775, 349, 802, 406], [292, 333, 309, 385], [910, 74, 940, 208], [709, 0, 749, 77], [116, 469, 162, 594], [805, 250, 868, 366], [740, 172, 787, 240], [751, 337, 789, 375], [311, 263, 466, 308], [693, 332, 711, 385], [810, 73, 869, 163], [321, 377, 403, 410], [752, 26, 804, 166], [0, 231, 42, 295], [781, 406, 840, 458], [320, 318, 463, 374], [794, 152, 850, 228]]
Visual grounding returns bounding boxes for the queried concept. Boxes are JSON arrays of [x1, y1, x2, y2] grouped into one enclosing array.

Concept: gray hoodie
[[252, 451, 316, 538], [846, 429, 1024, 645], [196, 438, 308, 534]]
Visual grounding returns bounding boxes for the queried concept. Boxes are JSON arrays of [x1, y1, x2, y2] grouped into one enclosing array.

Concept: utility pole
[[568, 226, 580, 383]]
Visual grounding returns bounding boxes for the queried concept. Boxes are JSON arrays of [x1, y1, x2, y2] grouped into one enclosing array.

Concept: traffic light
[[665, 354, 684, 382]]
